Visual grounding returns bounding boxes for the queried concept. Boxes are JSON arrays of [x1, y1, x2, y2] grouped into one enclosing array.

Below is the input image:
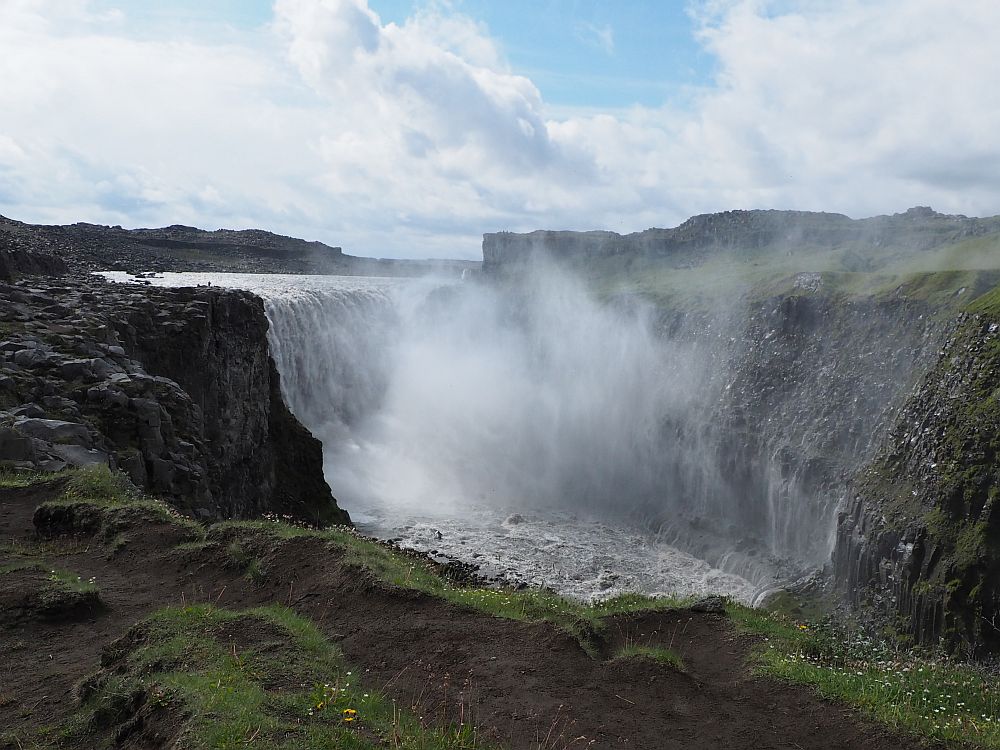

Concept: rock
[[49, 444, 109, 468], [690, 595, 727, 614], [86, 386, 128, 409], [59, 358, 116, 381], [0, 426, 36, 462], [10, 403, 45, 418], [13, 418, 91, 446], [12, 348, 56, 368]]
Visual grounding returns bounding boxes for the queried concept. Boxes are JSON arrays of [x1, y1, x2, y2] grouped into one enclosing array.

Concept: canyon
[[3, 207, 1000, 654]]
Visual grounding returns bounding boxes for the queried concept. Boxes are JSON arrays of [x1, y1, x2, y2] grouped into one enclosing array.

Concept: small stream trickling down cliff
[[103, 269, 939, 603]]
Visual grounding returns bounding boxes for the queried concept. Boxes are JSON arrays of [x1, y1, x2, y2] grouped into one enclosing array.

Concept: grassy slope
[[7, 466, 1000, 747], [56, 604, 488, 750]]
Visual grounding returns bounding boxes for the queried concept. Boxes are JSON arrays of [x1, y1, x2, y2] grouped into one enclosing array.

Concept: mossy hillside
[[573, 227, 1000, 312], [14, 469, 691, 649]]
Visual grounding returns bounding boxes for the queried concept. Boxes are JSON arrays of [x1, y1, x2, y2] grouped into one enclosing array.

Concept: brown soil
[[0, 484, 936, 749]]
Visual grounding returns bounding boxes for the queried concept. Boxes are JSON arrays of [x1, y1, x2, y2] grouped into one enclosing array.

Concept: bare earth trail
[[0, 485, 933, 749]]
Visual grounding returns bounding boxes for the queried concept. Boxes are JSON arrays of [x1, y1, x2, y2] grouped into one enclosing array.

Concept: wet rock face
[[834, 313, 1000, 656], [642, 293, 945, 584], [0, 275, 348, 526]]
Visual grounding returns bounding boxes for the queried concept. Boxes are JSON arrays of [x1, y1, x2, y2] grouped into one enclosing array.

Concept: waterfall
[[255, 267, 836, 587]]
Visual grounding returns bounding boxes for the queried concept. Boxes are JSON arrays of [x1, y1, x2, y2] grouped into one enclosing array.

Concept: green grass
[[615, 644, 684, 671], [0, 467, 63, 488], [57, 604, 491, 750], [727, 601, 1000, 747], [34, 465, 204, 543], [0, 561, 97, 595], [225, 541, 268, 585], [57, 464, 139, 505], [46, 568, 99, 595], [0, 560, 42, 575]]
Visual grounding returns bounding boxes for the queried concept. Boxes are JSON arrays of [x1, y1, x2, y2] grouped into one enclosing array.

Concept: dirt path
[[0, 485, 932, 749]]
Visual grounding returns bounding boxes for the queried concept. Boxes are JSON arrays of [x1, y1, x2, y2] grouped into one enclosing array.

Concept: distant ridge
[[0, 216, 478, 277], [482, 207, 1000, 269]]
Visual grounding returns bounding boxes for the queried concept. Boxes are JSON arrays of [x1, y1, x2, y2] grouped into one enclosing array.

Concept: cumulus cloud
[[0, 0, 998, 258]]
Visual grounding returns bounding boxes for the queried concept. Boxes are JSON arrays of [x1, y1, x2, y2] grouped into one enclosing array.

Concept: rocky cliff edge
[[0, 255, 348, 526]]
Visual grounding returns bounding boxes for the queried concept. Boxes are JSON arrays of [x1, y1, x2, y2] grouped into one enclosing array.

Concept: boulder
[[14, 418, 91, 446], [0, 426, 36, 462]]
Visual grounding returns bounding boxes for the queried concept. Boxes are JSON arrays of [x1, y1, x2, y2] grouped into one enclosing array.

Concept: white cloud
[[0, 0, 999, 258]]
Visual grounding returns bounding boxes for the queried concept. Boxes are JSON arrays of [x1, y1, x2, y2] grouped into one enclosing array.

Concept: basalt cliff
[[0, 249, 347, 526]]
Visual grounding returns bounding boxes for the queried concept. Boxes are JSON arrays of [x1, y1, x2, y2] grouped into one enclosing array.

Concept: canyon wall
[[647, 291, 946, 583], [835, 297, 1000, 656], [0, 272, 347, 526]]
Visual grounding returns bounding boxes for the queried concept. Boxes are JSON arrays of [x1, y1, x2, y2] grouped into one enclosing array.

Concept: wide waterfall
[[102, 269, 843, 602]]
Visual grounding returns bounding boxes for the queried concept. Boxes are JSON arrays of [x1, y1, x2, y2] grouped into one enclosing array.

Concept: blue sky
[[3, 1, 999, 258], [93, 0, 711, 110]]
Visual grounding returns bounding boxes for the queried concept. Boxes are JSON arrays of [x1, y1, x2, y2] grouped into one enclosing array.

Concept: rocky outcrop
[[0, 275, 348, 526], [0, 230, 68, 282], [834, 300, 1000, 656]]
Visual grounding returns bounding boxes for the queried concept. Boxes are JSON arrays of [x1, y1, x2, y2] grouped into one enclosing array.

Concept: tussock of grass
[[34, 465, 204, 544], [225, 541, 268, 584], [46, 568, 99, 595], [615, 644, 684, 671], [58, 465, 137, 505], [61, 604, 491, 749], [727, 601, 1000, 747]]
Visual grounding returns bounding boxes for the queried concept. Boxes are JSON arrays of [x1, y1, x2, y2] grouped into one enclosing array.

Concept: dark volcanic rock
[[0, 239, 68, 282], [0, 274, 348, 526]]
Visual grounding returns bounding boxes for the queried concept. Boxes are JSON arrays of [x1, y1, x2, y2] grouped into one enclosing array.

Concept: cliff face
[[110, 286, 346, 524], [640, 288, 946, 583], [0, 275, 348, 526], [834, 301, 1000, 656]]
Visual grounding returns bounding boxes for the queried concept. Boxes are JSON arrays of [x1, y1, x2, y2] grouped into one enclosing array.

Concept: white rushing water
[[101, 270, 762, 602]]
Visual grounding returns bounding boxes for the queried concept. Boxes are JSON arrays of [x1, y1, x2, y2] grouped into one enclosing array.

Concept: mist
[[321, 262, 708, 522]]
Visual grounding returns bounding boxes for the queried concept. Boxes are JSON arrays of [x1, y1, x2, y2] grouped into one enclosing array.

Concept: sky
[[1, 0, 998, 259]]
